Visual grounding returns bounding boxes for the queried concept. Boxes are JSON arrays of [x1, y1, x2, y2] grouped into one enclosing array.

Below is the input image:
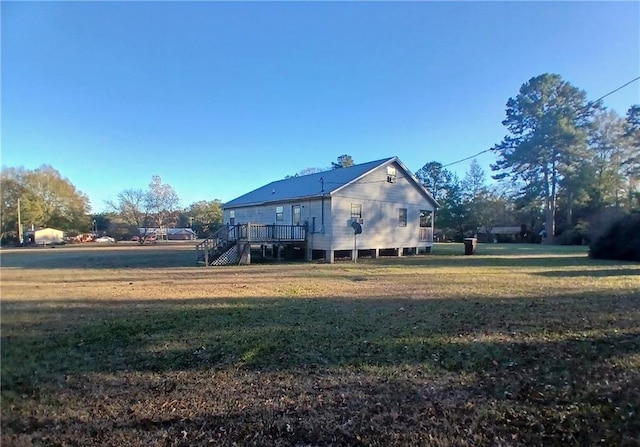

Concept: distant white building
[[24, 228, 64, 245]]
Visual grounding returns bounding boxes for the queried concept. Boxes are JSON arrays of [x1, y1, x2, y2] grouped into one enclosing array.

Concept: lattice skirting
[[211, 244, 239, 266]]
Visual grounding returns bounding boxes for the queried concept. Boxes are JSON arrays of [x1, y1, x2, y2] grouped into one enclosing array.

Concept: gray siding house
[[217, 157, 438, 263]]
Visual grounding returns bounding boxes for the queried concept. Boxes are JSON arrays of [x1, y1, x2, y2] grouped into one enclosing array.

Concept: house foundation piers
[[321, 246, 430, 263], [325, 250, 335, 263]]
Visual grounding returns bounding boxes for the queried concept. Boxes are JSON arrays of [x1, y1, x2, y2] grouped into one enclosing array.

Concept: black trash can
[[464, 237, 477, 255]]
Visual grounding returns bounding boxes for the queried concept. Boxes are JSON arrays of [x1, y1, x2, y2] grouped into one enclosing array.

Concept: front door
[[292, 205, 301, 226]]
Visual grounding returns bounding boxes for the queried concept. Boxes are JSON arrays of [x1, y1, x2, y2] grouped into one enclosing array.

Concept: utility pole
[[17, 198, 23, 244], [353, 231, 357, 263]]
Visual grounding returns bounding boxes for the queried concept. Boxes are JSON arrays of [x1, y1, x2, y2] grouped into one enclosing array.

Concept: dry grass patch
[[1, 243, 639, 446]]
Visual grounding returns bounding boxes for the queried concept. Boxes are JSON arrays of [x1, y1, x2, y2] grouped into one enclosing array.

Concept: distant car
[[95, 236, 116, 243]]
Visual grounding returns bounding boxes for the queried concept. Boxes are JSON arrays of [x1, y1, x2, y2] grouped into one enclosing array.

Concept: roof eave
[[392, 157, 440, 208], [223, 193, 329, 209]]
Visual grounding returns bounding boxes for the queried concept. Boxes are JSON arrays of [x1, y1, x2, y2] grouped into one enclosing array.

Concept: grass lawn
[[1, 243, 639, 446]]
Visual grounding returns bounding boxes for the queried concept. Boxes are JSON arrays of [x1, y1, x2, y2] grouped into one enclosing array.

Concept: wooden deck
[[196, 223, 306, 265]]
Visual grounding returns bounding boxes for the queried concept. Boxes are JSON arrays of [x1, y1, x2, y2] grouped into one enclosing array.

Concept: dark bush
[[555, 220, 590, 246], [556, 228, 582, 245], [586, 207, 627, 244], [589, 212, 640, 261]]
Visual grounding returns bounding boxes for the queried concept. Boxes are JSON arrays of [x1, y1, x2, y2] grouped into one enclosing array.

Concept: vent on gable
[[387, 166, 397, 183]]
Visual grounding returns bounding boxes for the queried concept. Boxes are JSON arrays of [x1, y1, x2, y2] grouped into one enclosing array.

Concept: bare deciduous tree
[[107, 176, 180, 242]]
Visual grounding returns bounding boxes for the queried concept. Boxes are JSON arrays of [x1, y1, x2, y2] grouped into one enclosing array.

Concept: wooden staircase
[[196, 225, 239, 266]]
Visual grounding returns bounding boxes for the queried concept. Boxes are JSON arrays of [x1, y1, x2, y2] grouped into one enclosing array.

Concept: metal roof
[[224, 157, 439, 208]]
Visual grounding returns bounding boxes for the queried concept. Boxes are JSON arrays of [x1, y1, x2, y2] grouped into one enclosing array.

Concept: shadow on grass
[[2, 293, 638, 377], [2, 293, 639, 445], [363, 254, 597, 269], [533, 268, 640, 278]]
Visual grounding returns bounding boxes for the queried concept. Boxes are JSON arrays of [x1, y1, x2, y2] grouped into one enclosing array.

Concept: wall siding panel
[[330, 162, 435, 251]]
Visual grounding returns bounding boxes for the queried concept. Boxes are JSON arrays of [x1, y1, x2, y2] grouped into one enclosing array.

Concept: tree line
[[0, 169, 224, 244], [2, 73, 637, 245], [418, 73, 639, 244], [0, 153, 357, 244]]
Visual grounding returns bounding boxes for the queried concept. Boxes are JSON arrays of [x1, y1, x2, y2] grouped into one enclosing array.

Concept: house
[[138, 228, 196, 241], [24, 228, 64, 245], [198, 157, 438, 265], [168, 228, 196, 240], [477, 225, 528, 243]]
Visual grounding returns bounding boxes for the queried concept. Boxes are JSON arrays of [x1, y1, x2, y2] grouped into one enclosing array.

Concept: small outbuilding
[[168, 228, 197, 240], [478, 225, 529, 243], [24, 228, 65, 245], [138, 227, 197, 241]]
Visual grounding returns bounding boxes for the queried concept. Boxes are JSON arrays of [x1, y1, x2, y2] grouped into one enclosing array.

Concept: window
[[420, 210, 433, 227], [229, 210, 235, 225], [398, 208, 407, 227], [351, 203, 362, 219], [387, 166, 397, 183], [276, 206, 284, 222]]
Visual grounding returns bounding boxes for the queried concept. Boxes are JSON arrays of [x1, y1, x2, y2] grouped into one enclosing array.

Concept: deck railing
[[241, 223, 306, 241], [419, 227, 434, 242]]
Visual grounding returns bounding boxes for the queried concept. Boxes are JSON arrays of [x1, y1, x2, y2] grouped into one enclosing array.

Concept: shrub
[[586, 207, 627, 244], [589, 212, 640, 261], [556, 220, 590, 246]]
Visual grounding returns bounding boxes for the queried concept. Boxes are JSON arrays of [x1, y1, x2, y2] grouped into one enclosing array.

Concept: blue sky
[[2, 1, 639, 213]]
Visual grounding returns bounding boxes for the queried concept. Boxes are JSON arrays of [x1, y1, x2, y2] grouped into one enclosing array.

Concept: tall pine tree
[[491, 73, 595, 242]]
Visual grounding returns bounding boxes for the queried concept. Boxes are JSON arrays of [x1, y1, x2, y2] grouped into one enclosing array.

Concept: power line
[[440, 75, 640, 169], [590, 75, 640, 106], [442, 149, 492, 168]]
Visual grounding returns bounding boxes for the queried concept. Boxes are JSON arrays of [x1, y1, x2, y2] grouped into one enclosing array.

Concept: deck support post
[[325, 250, 334, 264], [238, 242, 251, 265]]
